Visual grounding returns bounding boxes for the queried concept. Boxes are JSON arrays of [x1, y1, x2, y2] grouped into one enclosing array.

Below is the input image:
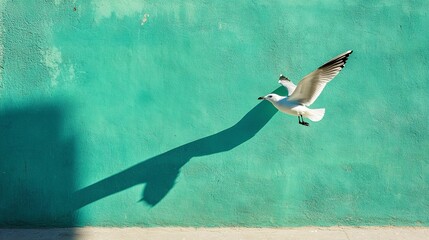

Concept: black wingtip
[[346, 50, 353, 56], [279, 74, 290, 81], [318, 50, 354, 70]]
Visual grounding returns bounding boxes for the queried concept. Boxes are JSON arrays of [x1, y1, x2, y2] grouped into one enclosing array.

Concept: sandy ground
[[1, 227, 428, 240]]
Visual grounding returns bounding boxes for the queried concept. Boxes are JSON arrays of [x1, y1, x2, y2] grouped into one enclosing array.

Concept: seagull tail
[[306, 108, 325, 122]]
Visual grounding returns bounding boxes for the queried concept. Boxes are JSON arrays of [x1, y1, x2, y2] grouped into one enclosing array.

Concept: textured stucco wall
[[0, 0, 428, 227]]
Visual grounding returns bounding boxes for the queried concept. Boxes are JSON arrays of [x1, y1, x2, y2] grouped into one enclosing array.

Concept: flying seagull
[[258, 50, 353, 126]]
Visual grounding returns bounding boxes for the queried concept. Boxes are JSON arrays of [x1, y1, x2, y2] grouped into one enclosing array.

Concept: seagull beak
[[258, 96, 264, 100]]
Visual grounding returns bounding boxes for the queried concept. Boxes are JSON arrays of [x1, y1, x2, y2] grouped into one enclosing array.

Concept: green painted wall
[[0, 0, 428, 227]]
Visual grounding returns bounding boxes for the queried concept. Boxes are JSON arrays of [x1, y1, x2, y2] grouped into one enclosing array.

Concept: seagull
[[258, 50, 353, 126]]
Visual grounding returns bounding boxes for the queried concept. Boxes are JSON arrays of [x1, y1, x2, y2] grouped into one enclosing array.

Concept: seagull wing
[[278, 75, 296, 96], [288, 50, 353, 106]]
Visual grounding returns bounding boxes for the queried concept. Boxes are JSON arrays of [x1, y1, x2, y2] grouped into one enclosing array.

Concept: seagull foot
[[299, 122, 310, 126], [298, 115, 309, 126]]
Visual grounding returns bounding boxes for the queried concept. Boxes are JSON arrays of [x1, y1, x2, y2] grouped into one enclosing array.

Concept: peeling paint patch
[[68, 64, 75, 82], [40, 47, 76, 87], [40, 47, 63, 87], [92, 0, 145, 23], [218, 22, 224, 30], [141, 13, 149, 26]]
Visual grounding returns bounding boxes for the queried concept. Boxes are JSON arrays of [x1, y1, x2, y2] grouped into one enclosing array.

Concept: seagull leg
[[298, 116, 302, 124], [299, 115, 309, 126]]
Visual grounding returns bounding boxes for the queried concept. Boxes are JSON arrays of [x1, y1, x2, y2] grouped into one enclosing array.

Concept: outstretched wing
[[278, 74, 296, 96], [288, 50, 353, 106]]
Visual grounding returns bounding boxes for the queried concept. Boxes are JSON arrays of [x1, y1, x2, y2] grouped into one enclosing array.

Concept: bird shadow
[[72, 87, 286, 208]]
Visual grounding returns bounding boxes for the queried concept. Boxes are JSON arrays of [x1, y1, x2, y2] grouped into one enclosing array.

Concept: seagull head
[[257, 93, 281, 102]]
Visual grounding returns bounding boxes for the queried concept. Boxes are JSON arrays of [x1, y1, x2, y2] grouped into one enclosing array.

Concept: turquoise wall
[[0, 0, 428, 227]]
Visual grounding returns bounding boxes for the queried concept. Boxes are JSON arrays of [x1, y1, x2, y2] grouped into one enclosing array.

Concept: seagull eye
[[268, 95, 272, 98]]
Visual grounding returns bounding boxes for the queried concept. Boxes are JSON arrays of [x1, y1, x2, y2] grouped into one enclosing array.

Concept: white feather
[[287, 50, 352, 106]]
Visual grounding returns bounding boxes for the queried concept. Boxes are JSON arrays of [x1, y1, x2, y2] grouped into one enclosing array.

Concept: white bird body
[[263, 94, 325, 122], [258, 50, 353, 126]]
